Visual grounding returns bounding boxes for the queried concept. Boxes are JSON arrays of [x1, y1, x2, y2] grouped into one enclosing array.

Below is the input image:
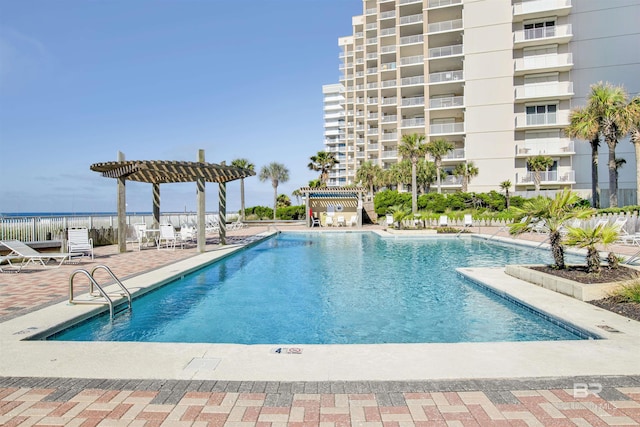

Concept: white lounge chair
[[439, 215, 448, 227], [157, 224, 177, 250], [349, 215, 358, 227], [0, 239, 70, 272], [385, 214, 394, 228], [67, 228, 94, 260], [178, 225, 195, 247], [311, 217, 321, 227], [132, 223, 153, 250], [337, 215, 346, 227], [326, 215, 334, 227], [463, 214, 473, 227]]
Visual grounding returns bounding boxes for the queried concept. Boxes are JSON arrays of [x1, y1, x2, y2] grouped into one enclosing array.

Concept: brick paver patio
[[2, 224, 640, 426]]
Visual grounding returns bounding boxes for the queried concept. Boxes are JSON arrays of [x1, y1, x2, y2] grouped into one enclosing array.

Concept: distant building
[[324, 0, 640, 205]]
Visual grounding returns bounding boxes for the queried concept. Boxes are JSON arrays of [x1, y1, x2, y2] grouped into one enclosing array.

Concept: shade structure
[[299, 186, 366, 228], [91, 155, 256, 252], [90, 160, 254, 184]]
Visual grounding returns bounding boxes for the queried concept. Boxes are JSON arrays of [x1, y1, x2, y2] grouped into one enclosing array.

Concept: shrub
[[245, 206, 273, 219], [276, 205, 305, 220], [374, 190, 411, 215], [610, 281, 640, 303]]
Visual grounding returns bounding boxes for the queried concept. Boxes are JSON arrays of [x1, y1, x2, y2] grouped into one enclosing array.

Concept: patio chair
[[336, 215, 346, 227], [325, 215, 334, 227], [0, 254, 21, 272], [179, 225, 195, 246], [157, 224, 177, 250], [439, 215, 449, 227], [0, 239, 70, 272], [349, 215, 358, 227], [132, 223, 153, 250], [463, 214, 473, 227], [385, 214, 394, 228], [311, 217, 321, 227], [67, 228, 94, 260]]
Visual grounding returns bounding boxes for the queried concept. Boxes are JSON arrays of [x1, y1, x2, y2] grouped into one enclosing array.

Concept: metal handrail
[[69, 265, 131, 318]]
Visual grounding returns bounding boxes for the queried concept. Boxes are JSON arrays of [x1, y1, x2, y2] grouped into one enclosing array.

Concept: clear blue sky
[[0, 0, 361, 214]]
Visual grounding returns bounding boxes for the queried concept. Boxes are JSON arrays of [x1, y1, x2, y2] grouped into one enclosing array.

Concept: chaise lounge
[[0, 239, 70, 272]]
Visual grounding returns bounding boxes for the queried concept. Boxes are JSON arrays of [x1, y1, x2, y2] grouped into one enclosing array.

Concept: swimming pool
[[50, 232, 587, 344]]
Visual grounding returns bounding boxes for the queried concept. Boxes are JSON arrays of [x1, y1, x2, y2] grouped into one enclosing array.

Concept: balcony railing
[[382, 150, 399, 158], [400, 0, 422, 5], [401, 75, 425, 86], [380, 62, 397, 71], [381, 79, 397, 88], [381, 133, 398, 141], [429, 70, 463, 83], [380, 10, 396, 19], [427, 19, 463, 34], [401, 118, 426, 127], [400, 55, 424, 66], [515, 81, 573, 100], [400, 34, 424, 45], [517, 140, 574, 156], [515, 24, 572, 43], [442, 175, 464, 185], [381, 115, 398, 123], [368, 144, 380, 150], [429, 95, 464, 109], [367, 67, 378, 74], [518, 170, 575, 183], [442, 148, 465, 160], [382, 96, 398, 105], [366, 53, 378, 60], [430, 122, 464, 134], [516, 110, 571, 128], [515, 53, 573, 72], [399, 13, 423, 25], [380, 45, 397, 54], [366, 37, 378, 45], [380, 28, 396, 37], [428, 0, 462, 8], [401, 96, 425, 107], [429, 44, 463, 58]]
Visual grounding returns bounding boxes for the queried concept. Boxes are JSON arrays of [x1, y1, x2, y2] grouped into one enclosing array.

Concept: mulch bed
[[529, 265, 640, 322]]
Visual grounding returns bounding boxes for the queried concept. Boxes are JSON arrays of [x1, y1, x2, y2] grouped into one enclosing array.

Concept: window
[[526, 104, 557, 125], [524, 20, 555, 40]]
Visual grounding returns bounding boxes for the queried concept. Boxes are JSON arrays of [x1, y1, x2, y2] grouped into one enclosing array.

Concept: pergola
[[299, 186, 366, 227], [90, 150, 255, 253]]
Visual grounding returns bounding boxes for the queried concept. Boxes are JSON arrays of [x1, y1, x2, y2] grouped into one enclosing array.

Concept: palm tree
[[307, 151, 338, 185], [629, 96, 640, 203], [259, 162, 290, 220], [230, 158, 255, 220], [356, 160, 383, 195], [417, 159, 437, 193], [509, 190, 596, 269], [526, 155, 554, 194], [452, 161, 479, 193], [426, 139, 454, 193], [586, 82, 634, 208], [277, 194, 291, 208], [291, 188, 302, 205], [499, 180, 512, 209], [398, 133, 427, 213], [388, 160, 412, 190], [564, 223, 619, 274], [566, 106, 601, 208], [308, 179, 325, 188]]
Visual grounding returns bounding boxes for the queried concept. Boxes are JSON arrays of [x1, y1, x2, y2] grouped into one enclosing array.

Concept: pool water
[[51, 233, 586, 344]]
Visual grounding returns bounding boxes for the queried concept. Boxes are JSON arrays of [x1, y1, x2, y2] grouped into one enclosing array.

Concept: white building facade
[[326, 0, 640, 205]]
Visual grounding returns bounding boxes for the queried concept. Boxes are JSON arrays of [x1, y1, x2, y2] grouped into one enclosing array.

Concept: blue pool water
[[51, 233, 586, 344]]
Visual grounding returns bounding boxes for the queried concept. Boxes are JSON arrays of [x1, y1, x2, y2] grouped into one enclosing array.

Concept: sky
[[0, 0, 362, 214]]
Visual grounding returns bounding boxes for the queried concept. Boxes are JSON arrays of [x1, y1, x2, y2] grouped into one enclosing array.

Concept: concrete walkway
[[1, 224, 640, 425]]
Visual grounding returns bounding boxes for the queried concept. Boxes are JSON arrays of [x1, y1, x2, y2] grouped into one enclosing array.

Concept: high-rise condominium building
[[325, 0, 639, 205]]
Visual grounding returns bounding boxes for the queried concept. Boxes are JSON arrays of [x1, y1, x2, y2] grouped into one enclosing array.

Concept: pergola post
[[218, 182, 227, 245], [197, 149, 206, 253], [152, 183, 160, 229], [305, 195, 310, 227], [117, 151, 127, 253]]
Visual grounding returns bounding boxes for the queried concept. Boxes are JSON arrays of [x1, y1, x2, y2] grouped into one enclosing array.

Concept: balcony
[[400, 34, 424, 45], [401, 75, 425, 86], [401, 118, 426, 128], [427, 0, 462, 9], [380, 28, 396, 37], [399, 13, 423, 26], [515, 82, 574, 101], [430, 122, 465, 135], [515, 140, 574, 157], [382, 96, 398, 105], [442, 175, 464, 186], [517, 170, 576, 184], [401, 96, 425, 107], [442, 148, 465, 161], [428, 44, 463, 59], [515, 53, 573, 75], [381, 133, 398, 141], [400, 55, 424, 66], [381, 114, 398, 123], [427, 19, 463, 34], [513, 0, 572, 21], [429, 70, 464, 84], [514, 24, 573, 48], [380, 62, 397, 71], [401, 0, 423, 5], [380, 45, 397, 54], [382, 150, 399, 158], [515, 110, 570, 129], [381, 79, 397, 88], [380, 10, 396, 20], [429, 95, 464, 109], [368, 143, 380, 150]]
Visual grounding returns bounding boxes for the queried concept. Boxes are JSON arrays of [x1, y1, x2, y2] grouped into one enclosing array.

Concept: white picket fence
[[0, 213, 222, 243]]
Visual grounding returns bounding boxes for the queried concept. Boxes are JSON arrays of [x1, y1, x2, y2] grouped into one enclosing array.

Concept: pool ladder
[[69, 265, 132, 319]]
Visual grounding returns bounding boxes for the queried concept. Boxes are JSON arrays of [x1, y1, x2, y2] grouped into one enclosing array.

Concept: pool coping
[[1, 231, 639, 381]]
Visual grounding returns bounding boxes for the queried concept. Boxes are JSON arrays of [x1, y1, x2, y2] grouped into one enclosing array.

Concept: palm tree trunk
[[586, 247, 601, 274], [608, 140, 618, 207], [240, 178, 245, 220], [411, 161, 417, 213], [505, 190, 510, 209], [590, 138, 600, 208], [272, 183, 278, 221], [534, 173, 541, 195], [436, 160, 442, 194], [549, 231, 565, 269]]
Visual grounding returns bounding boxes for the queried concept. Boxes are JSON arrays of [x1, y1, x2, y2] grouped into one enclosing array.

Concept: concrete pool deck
[[1, 224, 640, 425]]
